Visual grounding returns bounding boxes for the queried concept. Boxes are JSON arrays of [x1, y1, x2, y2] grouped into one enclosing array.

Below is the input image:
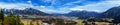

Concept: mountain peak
[[102, 6, 120, 18], [3, 8, 48, 16]]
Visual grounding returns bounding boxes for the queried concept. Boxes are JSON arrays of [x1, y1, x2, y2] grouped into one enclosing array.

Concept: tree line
[[0, 9, 24, 25]]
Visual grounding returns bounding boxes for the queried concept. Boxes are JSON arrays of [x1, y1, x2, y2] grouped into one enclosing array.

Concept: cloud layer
[[0, 0, 120, 13], [0, 2, 31, 10]]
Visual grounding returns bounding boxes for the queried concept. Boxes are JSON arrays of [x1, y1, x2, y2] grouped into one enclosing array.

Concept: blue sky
[[0, 0, 120, 14]]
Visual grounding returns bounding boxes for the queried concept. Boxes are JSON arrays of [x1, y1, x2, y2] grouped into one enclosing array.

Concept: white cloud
[[36, 6, 69, 14], [32, 6, 55, 13], [39, 6, 54, 12], [42, 0, 53, 2], [0, 2, 59, 13], [68, 0, 120, 12], [1, 0, 120, 13], [43, 0, 120, 13], [0, 2, 31, 10], [27, 0, 32, 3], [70, 8, 84, 11], [63, 0, 84, 6]]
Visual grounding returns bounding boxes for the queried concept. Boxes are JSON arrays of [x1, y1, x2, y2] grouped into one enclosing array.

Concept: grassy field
[[72, 19, 84, 25], [21, 19, 43, 25]]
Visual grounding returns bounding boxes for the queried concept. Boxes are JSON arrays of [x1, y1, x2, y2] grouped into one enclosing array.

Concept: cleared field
[[21, 19, 43, 25], [73, 19, 84, 25]]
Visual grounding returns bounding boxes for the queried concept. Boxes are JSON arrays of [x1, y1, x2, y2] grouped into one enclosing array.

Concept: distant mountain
[[2, 8, 49, 16], [102, 6, 120, 23], [66, 11, 100, 19], [102, 6, 120, 19], [50, 13, 66, 16]]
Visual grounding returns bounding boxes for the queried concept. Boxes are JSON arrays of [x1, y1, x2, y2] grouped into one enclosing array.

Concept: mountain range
[[102, 6, 120, 18], [65, 11, 100, 19], [2, 8, 49, 16], [2, 6, 120, 19], [101, 6, 120, 23]]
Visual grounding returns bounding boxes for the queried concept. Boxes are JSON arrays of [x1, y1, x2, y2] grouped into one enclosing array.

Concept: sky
[[0, 0, 120, 14]]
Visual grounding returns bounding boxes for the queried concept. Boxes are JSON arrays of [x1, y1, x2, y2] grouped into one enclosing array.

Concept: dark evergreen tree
[[5, 14, 24, 25], [0, 9, 4, 25], [5, 14, 16, 25], [15, 15, 24, 25]]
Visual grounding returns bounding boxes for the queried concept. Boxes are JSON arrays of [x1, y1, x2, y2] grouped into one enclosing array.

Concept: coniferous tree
[[0, 9, 4, 25], [5, 14, 24, 25], [15, 15, 24, 25], [5, 14, 16, 25]]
